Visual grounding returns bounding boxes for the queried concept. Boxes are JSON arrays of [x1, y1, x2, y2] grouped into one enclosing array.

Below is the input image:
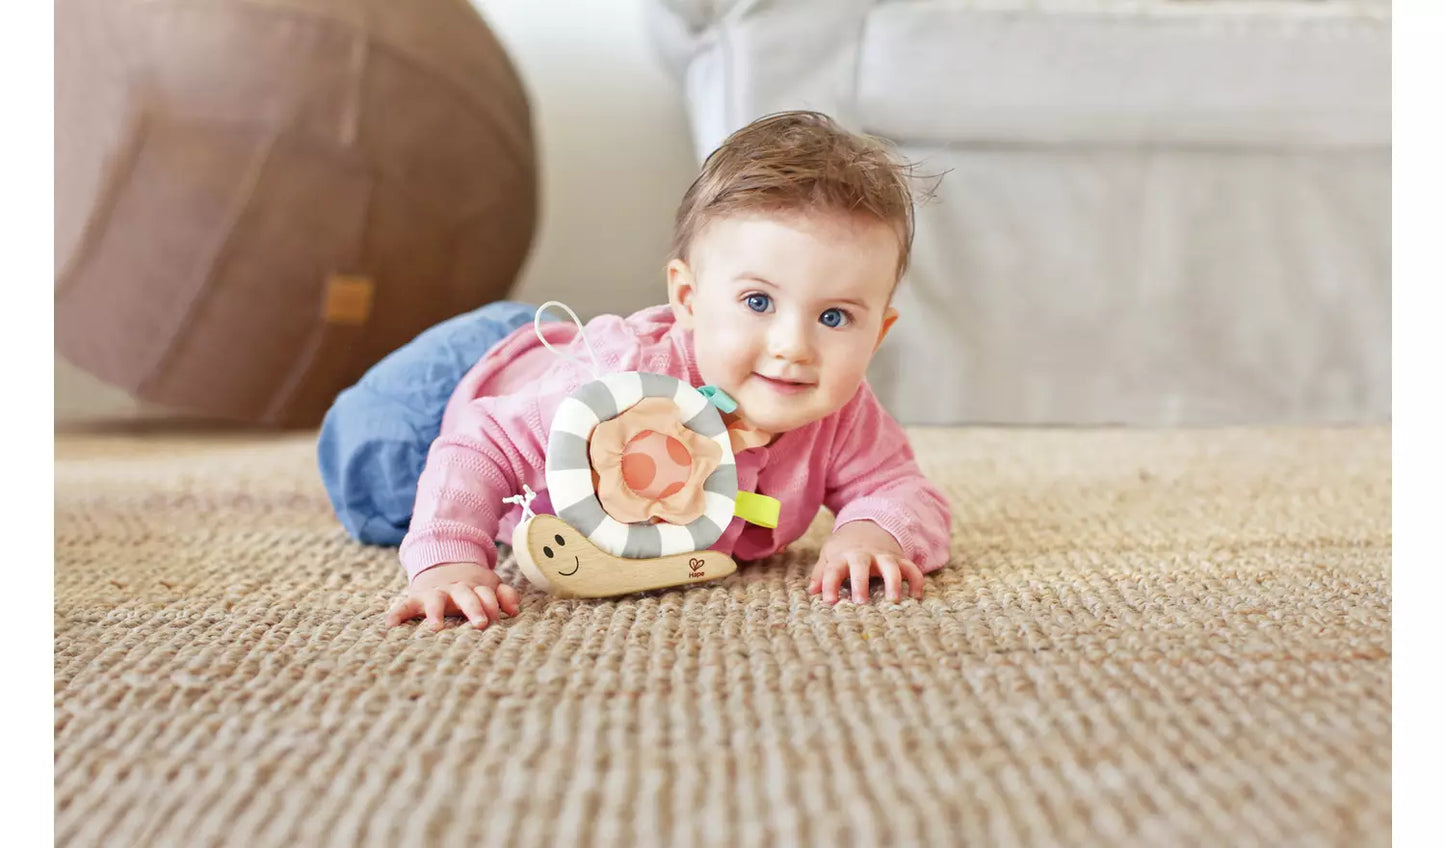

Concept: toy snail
[[503, 302, 781, 598]]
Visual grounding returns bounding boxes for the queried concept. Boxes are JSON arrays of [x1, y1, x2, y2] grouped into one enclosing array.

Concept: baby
[[318, 111, 952, 630]]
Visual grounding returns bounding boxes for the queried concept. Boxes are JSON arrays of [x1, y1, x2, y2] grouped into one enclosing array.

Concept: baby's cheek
[[697, 327, 753, 379], [838, 343, 878, 384]]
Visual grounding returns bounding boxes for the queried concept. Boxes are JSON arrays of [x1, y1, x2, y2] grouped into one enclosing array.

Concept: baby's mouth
[[754, 373, 815, 393]]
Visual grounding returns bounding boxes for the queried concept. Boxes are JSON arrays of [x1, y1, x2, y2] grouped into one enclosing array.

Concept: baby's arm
[[389, 393, 549, 629], [812, 383, 953, 603]]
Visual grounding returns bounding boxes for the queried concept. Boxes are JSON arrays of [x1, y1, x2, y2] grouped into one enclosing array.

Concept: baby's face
[[668, 211, 900, 435]]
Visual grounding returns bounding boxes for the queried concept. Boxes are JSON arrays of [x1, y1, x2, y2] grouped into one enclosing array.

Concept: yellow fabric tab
[[734, 491, 781, 529]]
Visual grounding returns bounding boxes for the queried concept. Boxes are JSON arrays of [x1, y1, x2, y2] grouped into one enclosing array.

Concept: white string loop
[[534, 300, 603, 380]]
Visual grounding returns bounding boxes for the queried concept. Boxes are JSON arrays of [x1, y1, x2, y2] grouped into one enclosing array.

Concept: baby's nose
[[768, 322, 813, 362]]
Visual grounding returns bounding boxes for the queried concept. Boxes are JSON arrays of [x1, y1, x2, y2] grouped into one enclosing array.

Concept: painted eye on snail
[[554, 534, 566, 546], [543, 546, 554, 558]]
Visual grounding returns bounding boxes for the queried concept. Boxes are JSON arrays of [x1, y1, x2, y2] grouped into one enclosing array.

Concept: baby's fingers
[[807, 555, 828, 595], [900, 559, 926, 601], [846, 552, 873, 604], [422, 591, 449, 631], [496, 583, 522, 618], [876, 556, 904, 602], [820, 560, 848, 605], [386, 596, 424, 628], [471, 584, 503, 627], [450, 584, 489, 628]]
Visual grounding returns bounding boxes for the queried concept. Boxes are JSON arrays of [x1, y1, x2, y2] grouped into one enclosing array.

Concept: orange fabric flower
[[589, 398, 723, 525]]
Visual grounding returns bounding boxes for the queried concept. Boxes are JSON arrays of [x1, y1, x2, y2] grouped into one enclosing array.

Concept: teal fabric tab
[[698, 385, 738, 414]]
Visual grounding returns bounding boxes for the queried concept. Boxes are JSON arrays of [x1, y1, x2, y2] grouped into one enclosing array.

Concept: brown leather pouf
[[55, 0, 537, 427]]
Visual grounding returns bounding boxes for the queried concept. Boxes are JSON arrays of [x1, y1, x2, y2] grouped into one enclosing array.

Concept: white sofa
[[646, 0, 1392, 425]]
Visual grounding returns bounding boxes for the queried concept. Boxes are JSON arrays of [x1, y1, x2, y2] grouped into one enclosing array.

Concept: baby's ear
[[667, 259, 698, 329], [874, 306, 900, 353]]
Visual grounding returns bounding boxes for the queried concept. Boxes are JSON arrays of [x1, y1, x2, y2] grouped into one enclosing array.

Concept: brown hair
[[670, 111, 917, 279]]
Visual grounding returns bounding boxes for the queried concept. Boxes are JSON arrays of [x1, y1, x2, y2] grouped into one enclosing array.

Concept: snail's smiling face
[[513, 515, 590, 593], [539, 529, 580, 576]]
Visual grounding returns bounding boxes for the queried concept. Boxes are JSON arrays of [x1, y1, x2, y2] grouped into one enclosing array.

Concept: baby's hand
[[386, 562, 522, 630], [808, 520, 925, 605]]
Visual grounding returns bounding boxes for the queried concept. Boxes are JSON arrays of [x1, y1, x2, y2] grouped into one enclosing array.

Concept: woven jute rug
[[55, 426, 1391, 847]]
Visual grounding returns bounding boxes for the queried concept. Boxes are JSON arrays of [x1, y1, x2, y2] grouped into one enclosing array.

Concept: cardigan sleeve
[[822, 383, 953, 572]]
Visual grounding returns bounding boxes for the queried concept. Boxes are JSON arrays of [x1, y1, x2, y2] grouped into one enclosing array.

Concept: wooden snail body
[[512, 514, 736, 598]]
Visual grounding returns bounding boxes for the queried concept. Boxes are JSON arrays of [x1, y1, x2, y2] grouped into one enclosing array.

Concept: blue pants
[[317, 301, 544, 545]]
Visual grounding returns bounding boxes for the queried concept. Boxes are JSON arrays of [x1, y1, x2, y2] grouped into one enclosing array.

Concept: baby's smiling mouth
[[558, 556, 580, 576], [754, 373, 815, 392]]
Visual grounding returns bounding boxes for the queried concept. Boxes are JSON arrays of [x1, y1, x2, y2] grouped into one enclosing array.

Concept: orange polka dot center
[[621, 430, 693, 500]]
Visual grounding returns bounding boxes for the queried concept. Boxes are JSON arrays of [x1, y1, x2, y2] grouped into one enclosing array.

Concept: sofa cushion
[[855, 0, 1390, 147]]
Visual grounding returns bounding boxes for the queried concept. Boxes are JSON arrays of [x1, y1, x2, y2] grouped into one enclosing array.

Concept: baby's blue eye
[[745, 293, 772, 313], [820, 308, 849, 328]]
